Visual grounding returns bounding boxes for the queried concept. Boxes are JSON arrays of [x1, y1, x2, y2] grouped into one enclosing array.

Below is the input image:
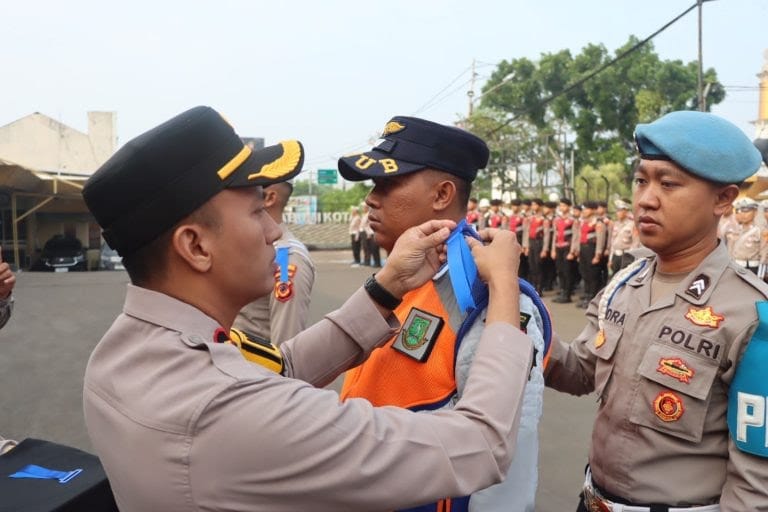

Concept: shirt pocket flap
[[638, 343, 718, 400]]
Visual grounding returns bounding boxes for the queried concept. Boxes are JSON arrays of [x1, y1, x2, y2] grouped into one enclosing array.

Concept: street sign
[[317, 168, 338, 185]]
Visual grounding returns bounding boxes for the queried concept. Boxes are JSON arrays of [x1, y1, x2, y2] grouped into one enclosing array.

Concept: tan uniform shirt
[[234, 226, 315, 344], [83, 285, 533, 512], [609, 217, 636, 257], [726, 222, 764, 267], [545, 242, 768, 510]]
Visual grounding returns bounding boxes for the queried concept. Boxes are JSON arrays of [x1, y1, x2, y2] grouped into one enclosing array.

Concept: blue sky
[[2, 0, 765, 178]]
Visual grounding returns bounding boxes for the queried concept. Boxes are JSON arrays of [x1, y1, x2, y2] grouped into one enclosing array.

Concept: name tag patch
[[393, 307, 444, 362]]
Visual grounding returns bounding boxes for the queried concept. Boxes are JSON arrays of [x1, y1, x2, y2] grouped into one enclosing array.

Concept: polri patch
[[657, 357, 695, 384], [685, 306, 724, 328], [685, 274, 710, 300], [393, 307, 444, 362], [653, 390, 685, 422]]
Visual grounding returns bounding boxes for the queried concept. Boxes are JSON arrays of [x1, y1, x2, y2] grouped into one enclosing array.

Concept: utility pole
[[467, 59, 476, 117], [697, 0, 705, 111]]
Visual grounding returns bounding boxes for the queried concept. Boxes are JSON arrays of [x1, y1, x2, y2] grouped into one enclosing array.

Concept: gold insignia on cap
[[382, 121, 406, 136], [248, 140, 302, 181], [217, 145, 253, 180]]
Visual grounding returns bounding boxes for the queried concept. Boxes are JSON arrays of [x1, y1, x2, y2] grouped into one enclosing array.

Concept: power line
[[412, 65, 473, 115], [484, 1, 701, 136]]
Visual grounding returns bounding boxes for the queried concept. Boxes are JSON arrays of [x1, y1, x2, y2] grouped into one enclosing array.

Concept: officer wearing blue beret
[[545, 111, 768, 511]]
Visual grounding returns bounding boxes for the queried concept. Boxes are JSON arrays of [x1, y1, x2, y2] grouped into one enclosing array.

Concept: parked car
[[31, 234, 87, 272], [99, 243, 124, 271]]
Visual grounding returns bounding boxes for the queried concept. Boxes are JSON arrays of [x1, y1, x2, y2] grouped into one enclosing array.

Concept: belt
[[583, 468, 720, 512], [734, 259, 758, 268]]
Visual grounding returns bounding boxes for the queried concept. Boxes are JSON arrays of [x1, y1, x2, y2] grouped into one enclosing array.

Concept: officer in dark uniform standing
[[517, 198, 531, 281], [551, 197, 577, 303], [576, 201, 605, 308], [541, 201, 557, 292], [596, 200, 612, 288], [524, 198, 546, 294]]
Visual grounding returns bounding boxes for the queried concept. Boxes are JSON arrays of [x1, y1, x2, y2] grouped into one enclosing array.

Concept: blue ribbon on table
[[9, 464, 82, 484]]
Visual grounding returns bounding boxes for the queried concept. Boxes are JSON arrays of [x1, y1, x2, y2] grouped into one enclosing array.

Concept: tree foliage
[[292, 181, 371, 211], [468, 37, 723, 202]]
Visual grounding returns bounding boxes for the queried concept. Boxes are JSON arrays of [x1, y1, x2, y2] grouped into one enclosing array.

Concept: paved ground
[[0, 250, 595, 511]]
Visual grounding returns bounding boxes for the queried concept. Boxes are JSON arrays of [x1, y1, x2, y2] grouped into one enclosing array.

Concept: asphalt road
[[0, 250, 595, 511]]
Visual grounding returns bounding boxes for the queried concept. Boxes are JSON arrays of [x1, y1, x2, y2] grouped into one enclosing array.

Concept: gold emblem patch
[[684, 306, 724, 328], [274, 264, 297, 303], [657, 357, 695, 384], [653, 391, 684, 422], [594, 329, 606, 349], [382, 121, 406, 136]]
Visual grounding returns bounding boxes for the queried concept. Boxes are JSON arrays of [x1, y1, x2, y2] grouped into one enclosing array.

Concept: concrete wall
[[0, 111, 116, 173]]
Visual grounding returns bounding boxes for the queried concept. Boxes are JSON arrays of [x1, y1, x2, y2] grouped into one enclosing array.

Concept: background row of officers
[[467, 194, 768, 307]]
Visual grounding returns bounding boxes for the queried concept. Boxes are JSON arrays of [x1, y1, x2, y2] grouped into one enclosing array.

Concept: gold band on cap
[[217, 145, 253, 180], [248, 140, 302, 181]]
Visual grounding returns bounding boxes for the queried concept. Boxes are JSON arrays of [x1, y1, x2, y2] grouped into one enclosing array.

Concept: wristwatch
[[364, 274, 402, 310]]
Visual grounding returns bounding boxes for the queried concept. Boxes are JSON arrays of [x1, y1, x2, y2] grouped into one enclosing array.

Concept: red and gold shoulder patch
[[684, 306, 724, 329], [274, 264, 297, 303], [653, 391, 684, 422], [657, 357, 695, 384]]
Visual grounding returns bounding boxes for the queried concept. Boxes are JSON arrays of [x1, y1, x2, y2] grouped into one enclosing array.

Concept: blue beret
[[338, 116, 488, 182], [634, 111, 762, 184]]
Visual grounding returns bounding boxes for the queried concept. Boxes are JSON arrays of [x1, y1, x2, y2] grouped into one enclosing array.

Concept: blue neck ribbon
[[446, 220, 487, 315]]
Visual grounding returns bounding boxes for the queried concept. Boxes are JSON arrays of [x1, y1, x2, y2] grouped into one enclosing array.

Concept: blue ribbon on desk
[[9, 464, 82, 484]]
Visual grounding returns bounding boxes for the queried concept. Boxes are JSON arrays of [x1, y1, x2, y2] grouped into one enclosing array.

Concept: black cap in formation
[[338, 116, 489, 182], [530, 198, 543, 206], [544, 201, 558, 209], [559, 198, 572, 206], [82, 106, 304, 256], [510, 198, 521, 206]]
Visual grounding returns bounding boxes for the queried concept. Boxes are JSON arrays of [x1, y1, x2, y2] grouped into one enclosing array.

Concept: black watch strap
[[364, 274, 402, 310]]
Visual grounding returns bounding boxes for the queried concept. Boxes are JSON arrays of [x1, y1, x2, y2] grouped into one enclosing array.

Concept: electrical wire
[[484, 1, 701, 136]]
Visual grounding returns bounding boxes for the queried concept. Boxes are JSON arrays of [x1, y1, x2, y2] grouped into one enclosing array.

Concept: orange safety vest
[[341, 281, 458, 411], [341, 281, 472, 512]]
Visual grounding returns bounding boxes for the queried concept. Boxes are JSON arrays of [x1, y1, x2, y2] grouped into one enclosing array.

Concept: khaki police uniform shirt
[[725, 221, 764, 267], [234, 226, 315, 344], [545, 242, 768, 510], [83, 284, 533, 512], [609, 217, 636, 257]]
